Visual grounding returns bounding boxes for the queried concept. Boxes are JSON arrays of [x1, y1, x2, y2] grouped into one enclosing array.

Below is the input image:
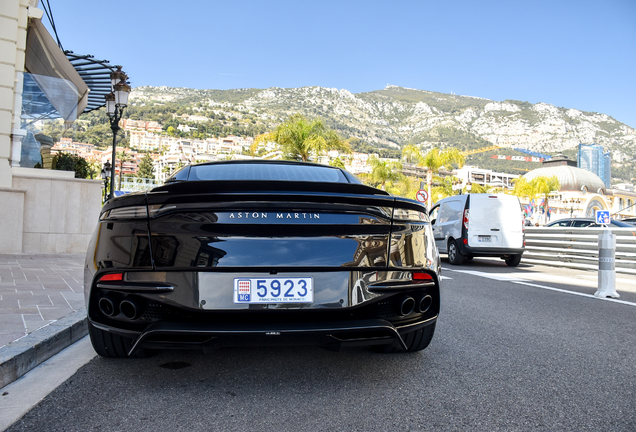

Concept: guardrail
[[119, 176, 158, 192], [523, 227, 636, 275]]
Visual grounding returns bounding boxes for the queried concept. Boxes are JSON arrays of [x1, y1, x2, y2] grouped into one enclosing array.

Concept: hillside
[[119, 85, 636, 182]]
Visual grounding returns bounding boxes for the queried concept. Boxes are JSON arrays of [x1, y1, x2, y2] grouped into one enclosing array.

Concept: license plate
[[234, 277, 313, 304], [478, 235, 492, 242]]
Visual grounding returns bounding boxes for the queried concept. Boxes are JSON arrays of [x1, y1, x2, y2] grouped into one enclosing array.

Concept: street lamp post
[[100, 161, 111, 203], [105, 66, 131, 201]]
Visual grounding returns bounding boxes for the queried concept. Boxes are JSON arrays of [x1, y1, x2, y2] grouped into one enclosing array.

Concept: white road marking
[[444, 268, 636, 307]]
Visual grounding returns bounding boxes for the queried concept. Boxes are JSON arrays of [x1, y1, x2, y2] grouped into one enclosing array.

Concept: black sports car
[[84, 160, 441, 357]]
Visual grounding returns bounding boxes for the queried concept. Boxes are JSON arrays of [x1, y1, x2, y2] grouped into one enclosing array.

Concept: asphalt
[[0, 254, 87, 389]]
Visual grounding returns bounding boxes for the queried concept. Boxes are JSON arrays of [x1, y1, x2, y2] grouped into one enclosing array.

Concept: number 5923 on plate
[[234, 277, 313, 304]]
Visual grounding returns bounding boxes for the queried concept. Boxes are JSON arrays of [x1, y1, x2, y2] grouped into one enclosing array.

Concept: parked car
[[429, 194, 525, 266], [620, 217, 636, 226], [545, 218, 634, 228], [85, 161, 441, 357]]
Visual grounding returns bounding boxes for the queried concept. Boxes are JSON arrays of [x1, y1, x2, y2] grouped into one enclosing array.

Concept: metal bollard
[[594, 228, 619, 298]]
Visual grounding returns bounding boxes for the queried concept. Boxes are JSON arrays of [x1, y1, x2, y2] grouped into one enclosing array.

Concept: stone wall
[[6, 168, 103, 253]]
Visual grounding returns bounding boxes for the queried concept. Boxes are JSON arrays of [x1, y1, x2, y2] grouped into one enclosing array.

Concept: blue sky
[[44, 0, 636, 127]]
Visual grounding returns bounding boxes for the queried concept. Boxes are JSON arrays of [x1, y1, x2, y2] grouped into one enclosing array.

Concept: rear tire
[[447, 240, 464, 265], [88, 322, 149, 358], [505, 254, 522, 267], [372, 323, 436, 353]]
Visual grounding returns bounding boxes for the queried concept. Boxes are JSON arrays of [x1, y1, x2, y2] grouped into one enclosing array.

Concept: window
[[438, 200, 464, 224], [185, 163, 349, 183]]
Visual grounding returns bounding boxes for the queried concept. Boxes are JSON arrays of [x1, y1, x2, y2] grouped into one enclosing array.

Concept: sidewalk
[[0, 254, 88, 388]]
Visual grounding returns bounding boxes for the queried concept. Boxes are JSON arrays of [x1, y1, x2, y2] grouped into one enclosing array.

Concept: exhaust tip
[[418, 295, 432, 313], [399, 297, 415, 316], [98, 297, 117, 317], [120, 299, 140, 320]]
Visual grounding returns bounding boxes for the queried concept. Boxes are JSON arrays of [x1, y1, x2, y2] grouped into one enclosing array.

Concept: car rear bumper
[[459, 245, 525, 257], [90, 315, 437, 356]]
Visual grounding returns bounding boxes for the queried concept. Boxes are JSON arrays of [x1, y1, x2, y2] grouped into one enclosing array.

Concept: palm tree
[[401, 144, 422, 165], [419, 147, 465, 206], [368, 156, 403, 190], [512, 175, 560, 224], [254, 114, 348, 162]]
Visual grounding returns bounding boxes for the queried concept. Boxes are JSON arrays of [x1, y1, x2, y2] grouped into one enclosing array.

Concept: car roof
[[547, 218, 633, 227]]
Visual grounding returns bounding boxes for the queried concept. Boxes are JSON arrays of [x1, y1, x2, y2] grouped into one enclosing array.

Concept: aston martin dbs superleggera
[[84, 160, 441, 357]]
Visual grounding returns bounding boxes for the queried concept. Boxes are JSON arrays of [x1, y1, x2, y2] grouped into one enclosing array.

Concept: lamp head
[[105, 92, 116, 116]]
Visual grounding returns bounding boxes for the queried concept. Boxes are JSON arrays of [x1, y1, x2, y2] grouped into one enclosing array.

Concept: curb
[[0, 309, 88, 389]]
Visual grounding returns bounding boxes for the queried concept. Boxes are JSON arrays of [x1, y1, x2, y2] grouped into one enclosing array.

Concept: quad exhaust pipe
[[398, 297, 415, 316], [98, 297, 141, 320], [98, 297, 117, 317], [397, 295, 433, 317], [120, 299, 140, 320], [418, 295, 432, 314]]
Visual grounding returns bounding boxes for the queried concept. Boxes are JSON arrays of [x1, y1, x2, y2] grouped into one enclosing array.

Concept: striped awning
[[65, 51, 121, 114]]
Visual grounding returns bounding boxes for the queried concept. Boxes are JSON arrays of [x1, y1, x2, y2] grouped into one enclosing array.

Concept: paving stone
[[0, 333, 25, 348], [0, 299, 19, 308], [0, 286, 18, 294], [17, 293, 54, 307], [0, 253, 86, 387], [39, 306, 74, 321], [0, 313, 25, 326], [41, 283, 70, 290], [0, 307, 38, 315]]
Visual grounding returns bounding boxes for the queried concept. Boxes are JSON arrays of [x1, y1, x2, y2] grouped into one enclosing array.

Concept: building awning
[[25, 19, 89, 121], [65, 51, 120, 114], [25, 19, 123, 119]]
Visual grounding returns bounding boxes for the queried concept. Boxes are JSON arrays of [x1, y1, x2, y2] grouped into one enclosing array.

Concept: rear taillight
[[463, 209, 469, 230], [100, 206, 147, 220], [99, 273, 124, 282], [412, 272, 433, 281]]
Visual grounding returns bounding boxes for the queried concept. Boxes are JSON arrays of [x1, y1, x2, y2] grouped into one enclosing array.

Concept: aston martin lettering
[[229, 212, 269, 219], [228, 212, 320, 219]]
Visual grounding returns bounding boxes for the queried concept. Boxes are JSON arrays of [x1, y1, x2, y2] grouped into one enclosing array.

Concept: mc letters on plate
[[234, 277, 314, 304]]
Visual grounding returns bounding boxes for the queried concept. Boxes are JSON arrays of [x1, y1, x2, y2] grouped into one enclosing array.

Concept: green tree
[[137, 154, 155, 179], [419, 147, 465, 206], [368, 156, 403, 190], [401, 144, 422, 164], [329, 157, 346, 169], [254, 114, 348, 162], [51, 152, 91, 179]]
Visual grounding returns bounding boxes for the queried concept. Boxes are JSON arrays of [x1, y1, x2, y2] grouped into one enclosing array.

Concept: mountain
[[128, 85, 636, 182]]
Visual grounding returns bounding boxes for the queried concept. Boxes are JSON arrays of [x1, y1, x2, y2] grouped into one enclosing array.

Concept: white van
[[429, 194, 525, 266]]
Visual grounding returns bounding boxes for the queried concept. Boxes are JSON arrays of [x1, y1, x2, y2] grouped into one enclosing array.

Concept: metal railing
[[119, 176, 158, 192], [522, 226, 636, 274]]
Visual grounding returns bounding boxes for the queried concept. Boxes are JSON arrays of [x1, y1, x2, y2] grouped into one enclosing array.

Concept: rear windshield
[[181, 163, 350, 183]]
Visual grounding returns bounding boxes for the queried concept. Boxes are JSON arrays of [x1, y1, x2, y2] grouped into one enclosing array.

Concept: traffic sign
[[416, 189, 428, 203], [596, 210, 610, 225]]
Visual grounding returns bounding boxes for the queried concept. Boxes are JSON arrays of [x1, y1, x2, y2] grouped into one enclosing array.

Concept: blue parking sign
[[595, 210, 610, 225]]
